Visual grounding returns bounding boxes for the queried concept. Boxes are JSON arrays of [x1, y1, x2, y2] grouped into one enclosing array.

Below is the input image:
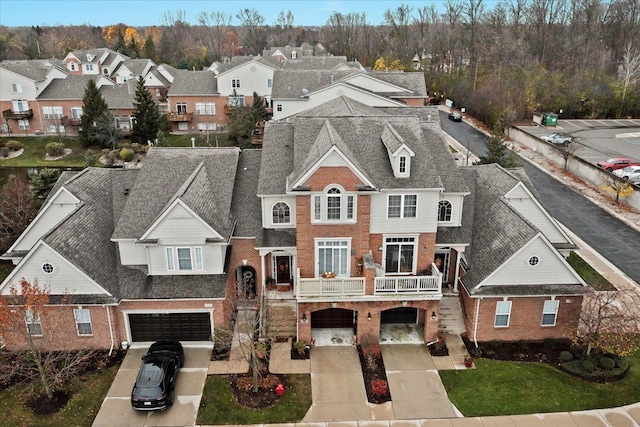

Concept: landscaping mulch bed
[[357, 344, 391, 404], [462, 336, 572, 367], [27, 390, 70, 415], [229, 358, 286, 409]]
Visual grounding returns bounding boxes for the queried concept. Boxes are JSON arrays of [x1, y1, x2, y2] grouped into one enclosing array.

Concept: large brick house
[[0, 97, 585, 351]]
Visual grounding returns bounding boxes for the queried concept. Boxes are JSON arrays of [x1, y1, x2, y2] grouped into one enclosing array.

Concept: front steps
[[265, 299, 297, 339], [438, 294, 466, 334]]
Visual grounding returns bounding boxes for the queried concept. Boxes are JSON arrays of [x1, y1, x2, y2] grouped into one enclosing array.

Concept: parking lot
[[524, 118, 640, 166]]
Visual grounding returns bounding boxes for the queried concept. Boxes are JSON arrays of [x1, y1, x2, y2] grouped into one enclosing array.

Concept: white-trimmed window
[[18, 119, 29, 130], [528, 256, 540, 267], [494, 300, 512, 327], [74, 308, 93, 335], [276, 103, 282, 112], [272, 202, 291, 224], [47, 124, 65, 133], [85, 64, 94, 71], [387, 194, 417, 219], [195, 102, 215, 115], [194, 247, 204, 270], [166, 247, 175, 271], [25, 309, 43, 336], [317, 240, 349, 277], [43, 106, 64, 119], [176, 102, 188, 113], [12, 83, 22, 93], [384, 236, 417, 274], [312, 186, 356, 223], [69, 62, 77, 71], [177, 248, 193, 270], [71, 106, 82, 119], [399, 156, 407, 174], [42, 262, 54, 274], [228, 96, 245, 107], [232, 79, 241, 88], [267, 78, 272, 88], [102, 68, 109, 75], [541, 299, 559, 326], [438, 200, 452, 222]]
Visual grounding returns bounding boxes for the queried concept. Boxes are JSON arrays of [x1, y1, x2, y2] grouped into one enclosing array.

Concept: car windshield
[[606, 158, 618, 163]]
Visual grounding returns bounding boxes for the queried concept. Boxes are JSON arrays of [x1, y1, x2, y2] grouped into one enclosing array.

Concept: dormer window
[[69, 62, 77, 71], [312, 185, 356, 223], [399, 156, 407, 174], [438, 200, 452, 222], [272, 202, 291, 224]]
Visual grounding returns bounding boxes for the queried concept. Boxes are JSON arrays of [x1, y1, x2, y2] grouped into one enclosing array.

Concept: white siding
[[146, 203, 219, 244], [1, 243, 109, 295], [273, 84, 403, 120], [482, 236, 581, 287], [504, 186, 568, 244], [262, 195, 297, 228], [0, 69, 38, 100], [217, 61, 274, 97], [11, 189, 80, 253], [344, 74, 411, 94], [147, 244, 226, 275], [117, 240, 147, 265], [370, 190, 440, 233]]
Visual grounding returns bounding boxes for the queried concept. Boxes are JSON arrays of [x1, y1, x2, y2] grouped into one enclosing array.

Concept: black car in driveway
[[448, 111, 462, 122], [131, 341, 184, 411]]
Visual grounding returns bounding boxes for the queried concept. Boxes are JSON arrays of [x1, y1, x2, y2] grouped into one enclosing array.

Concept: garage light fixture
[[431, 311, 437, 321], [301, 313, 307, 323], [367, 312, 372, 321]]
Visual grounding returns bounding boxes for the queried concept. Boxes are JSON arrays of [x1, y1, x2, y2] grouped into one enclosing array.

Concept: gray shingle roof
[[0, 59, 64, 81], [112, 147, 240, 240], [231, 150, 263, 238], [167, 70, 218, 95], [115, 58, 154, 76], [368, 71, 428, 96], [271, 70, 357, 98], [100, 79, 138, 109], [38, 75, 105, 100], [259, 97, 468, 195]]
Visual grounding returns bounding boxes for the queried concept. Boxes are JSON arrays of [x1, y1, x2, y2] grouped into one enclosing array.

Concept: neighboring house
[[112, 58, 156, 84], [101, 79, 142, 132], [62, 48, 129, 78], [0, 97, 585, 351], [165, 70, 222, 133], [0, 59, 67, 135], [36, 75, 115, 136], [270, 69, 427, 120], [143, 63, 178, 107]]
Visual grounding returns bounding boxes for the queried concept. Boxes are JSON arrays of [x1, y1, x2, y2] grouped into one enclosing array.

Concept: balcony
[[166, 112, 193, 122], [296, 277, 365, 298], [374, 275, 441, 295], [61, 116, 81, 126], [3, 109, 33, 119]]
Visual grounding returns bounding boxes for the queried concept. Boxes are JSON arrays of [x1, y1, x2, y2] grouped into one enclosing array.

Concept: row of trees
[[1, 1, 639, 121]]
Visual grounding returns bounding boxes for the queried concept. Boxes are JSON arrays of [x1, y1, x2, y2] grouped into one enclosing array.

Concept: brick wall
[[297, 300, 440, 345], [460, 286, 582, 342]]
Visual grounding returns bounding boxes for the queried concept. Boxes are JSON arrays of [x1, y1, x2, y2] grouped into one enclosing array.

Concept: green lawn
[[0, 364, 119, 427], [440, 350, 640, 417], [197, 374, 312, 425], [0, 133, 234, 168], [567, 251, 616, 291]]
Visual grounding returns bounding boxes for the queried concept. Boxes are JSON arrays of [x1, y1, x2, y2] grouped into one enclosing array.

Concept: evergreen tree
[[131, 77, 161, 145], [477, 133, 521, 168], [252, 92, 267, 123], [29, 168, 61, 204], [143, 35, 157, 62], [126, 35, 139, 58], [80, 79, 108, 147], [113, 29, 126, 53]]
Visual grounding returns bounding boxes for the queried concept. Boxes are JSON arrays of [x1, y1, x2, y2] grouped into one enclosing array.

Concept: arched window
[[272, 202, 290, 224], [327, 188, 341, 220], [438, 200, 452, 222]]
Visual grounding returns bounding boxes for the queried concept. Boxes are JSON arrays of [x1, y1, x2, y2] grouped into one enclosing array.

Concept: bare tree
[[0, 175, 39, 254], [618, 43, 640, 116], [236, 8, 267, 55], [322, 12, 366, 61], [383, 4, 414, 62], [576, 288, 640, 356], [0, 279, 97, 399], [197, 11, 232, 61], [272, 10, 295, 47]]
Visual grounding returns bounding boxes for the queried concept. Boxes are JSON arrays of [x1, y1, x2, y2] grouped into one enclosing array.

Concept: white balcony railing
[[296, 276, 366, 297], [374, 275, 441, 294]]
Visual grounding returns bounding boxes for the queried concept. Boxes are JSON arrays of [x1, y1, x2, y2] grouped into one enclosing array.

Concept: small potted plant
[[464, 354, 473, 368], [254, 341, 267, 359], [293, 340, 307, 356]]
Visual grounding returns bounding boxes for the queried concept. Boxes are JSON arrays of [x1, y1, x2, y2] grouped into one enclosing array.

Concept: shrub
[[615, 357, 630, 370], [598, 357, 616, 370], [544, 338, 557, 349], [6, 140, 23, 151], [489, 340, 502, 349], [117, 142, 132, 150], [517, 340, 528, 349], [559, 351, 574, 362], [362, 344, 382, 370], [0, 146, 9, 157], [120, 148, 134, 162], [85, 150, 97, 166], [45, 142, 65, 156], [370, 379, 388, 397], [581, 360, 596, 373]]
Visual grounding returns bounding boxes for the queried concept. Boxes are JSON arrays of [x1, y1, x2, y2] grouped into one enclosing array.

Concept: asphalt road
[[439, 111, 640, 286]]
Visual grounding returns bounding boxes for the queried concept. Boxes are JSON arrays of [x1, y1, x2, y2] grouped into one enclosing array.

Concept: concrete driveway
[[92, 345, 212, 427]]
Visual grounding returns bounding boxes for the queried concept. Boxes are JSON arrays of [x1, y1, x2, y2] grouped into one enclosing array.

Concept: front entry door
[[275, 256, 291, 284]]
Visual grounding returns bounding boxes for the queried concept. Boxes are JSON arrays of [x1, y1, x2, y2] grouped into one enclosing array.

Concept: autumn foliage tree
[[0, 174, 39, 254], [0, 279, 97, 401], [576, 288, 640, 356]]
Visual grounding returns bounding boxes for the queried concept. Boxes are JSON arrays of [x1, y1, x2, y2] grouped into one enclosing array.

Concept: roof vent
[[301, 88, 309, 96], [124, 188, 130, 196]]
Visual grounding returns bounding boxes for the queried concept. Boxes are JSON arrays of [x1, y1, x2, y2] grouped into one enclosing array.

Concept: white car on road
[[540, 132, 572, 146]]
